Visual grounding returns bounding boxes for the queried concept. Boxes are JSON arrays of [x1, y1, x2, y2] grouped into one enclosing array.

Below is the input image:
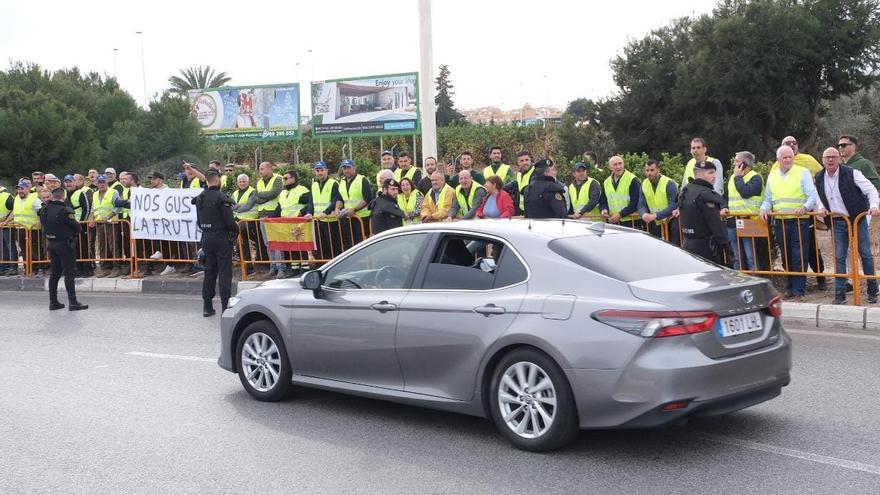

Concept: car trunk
[[628, 270, 781, 359]]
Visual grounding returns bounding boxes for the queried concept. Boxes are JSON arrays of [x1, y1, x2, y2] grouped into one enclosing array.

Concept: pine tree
[[434, 65, 465, 127]]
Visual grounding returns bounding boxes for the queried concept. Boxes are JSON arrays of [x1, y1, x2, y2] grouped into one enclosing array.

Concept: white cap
[[104, 167, 117, 174], [44, 173, 60, 182]]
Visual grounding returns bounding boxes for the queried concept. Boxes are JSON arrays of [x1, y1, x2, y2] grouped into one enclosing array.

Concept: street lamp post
[[135, 31, 147, 108], [113, 48, 119, 80], [418, 0, 438, 160]]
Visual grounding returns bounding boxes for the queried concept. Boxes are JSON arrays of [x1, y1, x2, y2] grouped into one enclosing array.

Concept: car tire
[[489, 348, 579, 452], [236, 320, 293, 402]]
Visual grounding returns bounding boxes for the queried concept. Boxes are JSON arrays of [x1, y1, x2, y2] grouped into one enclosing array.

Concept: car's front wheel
[[236, 320, 293, 401], [489, 348, 579, 451]]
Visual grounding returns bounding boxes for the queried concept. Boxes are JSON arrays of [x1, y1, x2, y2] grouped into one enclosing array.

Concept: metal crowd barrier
[[0, 225, 28, 276]]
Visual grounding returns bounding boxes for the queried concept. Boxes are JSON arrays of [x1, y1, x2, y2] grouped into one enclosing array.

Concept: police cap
[[694, 160, 716, 171]]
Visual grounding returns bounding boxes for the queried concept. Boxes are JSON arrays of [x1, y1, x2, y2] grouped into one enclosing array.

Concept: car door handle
[[370, 301, 398, 313], [474, 304, 506, 316]]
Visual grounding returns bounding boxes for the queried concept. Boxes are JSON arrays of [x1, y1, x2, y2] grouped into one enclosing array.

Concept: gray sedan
[[219, 219, 791, 451]]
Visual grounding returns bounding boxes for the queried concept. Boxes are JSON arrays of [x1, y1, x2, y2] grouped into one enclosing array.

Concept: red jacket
[[476, 190, 515, 218]]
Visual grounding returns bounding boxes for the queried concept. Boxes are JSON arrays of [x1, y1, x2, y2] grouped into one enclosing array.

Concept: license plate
[[717, 312, 763, 338]]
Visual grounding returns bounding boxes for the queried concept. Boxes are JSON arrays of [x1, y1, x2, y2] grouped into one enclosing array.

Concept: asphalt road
[[1, 292, 879, 494]]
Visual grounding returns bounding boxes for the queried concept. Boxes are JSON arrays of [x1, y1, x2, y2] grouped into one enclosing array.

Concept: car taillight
[[592, 310, 718, 338], [767, 295, 783, 318]]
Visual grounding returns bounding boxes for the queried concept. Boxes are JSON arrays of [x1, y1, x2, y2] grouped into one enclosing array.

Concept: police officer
[[39, 188, 88, 311], [523, 159, 568, 219], [678, 160, 733, 265], [192, 169, 239, 317]]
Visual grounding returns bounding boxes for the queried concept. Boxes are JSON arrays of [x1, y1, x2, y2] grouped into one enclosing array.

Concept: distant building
[[461, 103, 563, 125]]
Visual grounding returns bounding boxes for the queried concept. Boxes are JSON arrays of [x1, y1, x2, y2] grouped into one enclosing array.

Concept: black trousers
[[48, 240, 77, 304], [202, 232, 233, 309], [683, 237, 718, 263]]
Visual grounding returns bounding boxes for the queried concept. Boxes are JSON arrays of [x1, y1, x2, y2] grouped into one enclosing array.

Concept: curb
[[0, 278, 876, 329]]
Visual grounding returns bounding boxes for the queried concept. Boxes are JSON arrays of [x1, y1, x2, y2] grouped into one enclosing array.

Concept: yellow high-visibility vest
[[279, 185, 309, 218], [339, 175, 371, 218], [484, 163, 511, 181], [727, 171, 763, 215], [603, 170, 639, 221], [311, 179, 339, 222], [120, 187, 131, 219], [232, 187, 259, 220], [568, 178, 598, 213], [393, 167, 417, 182], [767, 165, 808, 219], [641, 175, 672, 225], [91, 189, 117, 222], [397, 191, 422, 225], [0, 191, 12, 217], [454, 183, 486, 218], [256, 174, 282, 212], [516, 166, 535, 210], [12, 193, 40, 230]]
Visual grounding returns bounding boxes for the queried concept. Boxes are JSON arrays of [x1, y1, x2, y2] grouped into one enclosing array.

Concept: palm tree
[[168, 65, 231, 95]]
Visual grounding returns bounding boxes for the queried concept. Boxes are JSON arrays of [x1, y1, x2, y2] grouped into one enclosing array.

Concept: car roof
[[376, 218, 633, 244]]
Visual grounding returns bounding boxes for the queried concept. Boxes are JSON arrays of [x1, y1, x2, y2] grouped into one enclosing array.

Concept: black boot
[[69, 301, 89, 311], [221, 299, 229, 312], [203, 304, 216, 317], [49, 301, 65, 310]]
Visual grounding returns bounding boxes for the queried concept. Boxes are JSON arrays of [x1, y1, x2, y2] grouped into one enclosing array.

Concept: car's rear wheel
[[489, 348, 579, 451], [236, 320, 293, 401]]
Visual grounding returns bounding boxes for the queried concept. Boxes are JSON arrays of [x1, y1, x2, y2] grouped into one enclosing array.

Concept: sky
[[0, 0, 718, 113]]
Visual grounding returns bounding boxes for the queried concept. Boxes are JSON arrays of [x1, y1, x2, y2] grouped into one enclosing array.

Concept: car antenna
[[586, 220, 605, 237], [528, 218, 532, 230]]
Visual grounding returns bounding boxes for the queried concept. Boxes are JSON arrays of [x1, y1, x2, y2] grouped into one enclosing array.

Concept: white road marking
[[787, 328, 880, 341], [694, 432, 880, 475], [126, 351, 215, 363]]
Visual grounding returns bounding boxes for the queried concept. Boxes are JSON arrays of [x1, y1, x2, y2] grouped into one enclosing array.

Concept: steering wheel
[[375, 266, 407, 288]]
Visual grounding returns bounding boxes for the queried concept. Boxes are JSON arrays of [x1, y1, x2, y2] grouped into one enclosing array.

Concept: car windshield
[[548, 233, 720, 282]]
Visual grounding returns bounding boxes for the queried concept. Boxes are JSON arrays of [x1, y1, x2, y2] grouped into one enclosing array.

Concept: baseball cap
[[341, 159, 355, 167], [104, 167, 116, 175], [380, 150, 393, 157], [694, 160, 716, 171], [148, 172, 165, 180], [44, 173, 60, 182], [16, 180, 30, 189], [573, 162, 588, 171], [383, 178, 400, 188], [313, 161, 327, 169], [63, 174, 75, 182], [96, 175, 108, 183]]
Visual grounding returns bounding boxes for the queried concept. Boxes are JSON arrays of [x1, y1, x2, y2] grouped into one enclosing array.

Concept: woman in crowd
[[397, 177, 423, 225], [476, 175, 514, 219]]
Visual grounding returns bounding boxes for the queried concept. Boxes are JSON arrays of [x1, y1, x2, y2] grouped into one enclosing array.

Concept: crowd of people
[[1, 135, 879, 304]]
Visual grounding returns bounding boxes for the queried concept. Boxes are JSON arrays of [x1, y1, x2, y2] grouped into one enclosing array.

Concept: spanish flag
[[263, 217, 316, 252]]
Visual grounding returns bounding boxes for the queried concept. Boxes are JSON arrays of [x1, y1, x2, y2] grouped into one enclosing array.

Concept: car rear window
[[548, 233, 720, 282]]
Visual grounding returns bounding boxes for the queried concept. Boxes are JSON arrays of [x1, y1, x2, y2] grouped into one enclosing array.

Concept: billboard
[[311, 72, 419, 137], [188, 83, 300, 142]]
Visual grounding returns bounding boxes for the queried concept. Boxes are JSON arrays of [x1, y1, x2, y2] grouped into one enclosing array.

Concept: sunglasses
[[837, 143, 853, 148]]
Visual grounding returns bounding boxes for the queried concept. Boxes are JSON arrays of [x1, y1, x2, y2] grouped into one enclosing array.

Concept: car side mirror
[[300, 270, 323, 292]]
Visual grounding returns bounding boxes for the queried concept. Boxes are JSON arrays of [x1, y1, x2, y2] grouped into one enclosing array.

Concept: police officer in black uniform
[[40, 188, 88, 311], [678, 160, 733, 265], [523, 158, 568, 219], [192, 169, 239, 316]]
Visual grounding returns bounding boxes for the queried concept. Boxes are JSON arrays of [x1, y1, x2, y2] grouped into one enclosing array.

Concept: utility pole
[[418, 0, 438, 159], [136, 31, 147, 108]]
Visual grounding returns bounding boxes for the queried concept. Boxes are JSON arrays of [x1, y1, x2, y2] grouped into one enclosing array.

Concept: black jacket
[[39, 200, 81, 241], [370, 194, 405, 234], [678, 178, 729, 246], [523, 175, 567, 219], [192, 186, 239, 236]]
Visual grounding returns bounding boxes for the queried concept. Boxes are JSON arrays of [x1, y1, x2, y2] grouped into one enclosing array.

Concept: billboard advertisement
[[311, 72, 419, 137], [188, 83, 300, 142]]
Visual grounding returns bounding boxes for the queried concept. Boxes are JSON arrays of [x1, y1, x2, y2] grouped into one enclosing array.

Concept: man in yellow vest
[[338, 159, 374, 249], [8, 180, 47, 276], [105, 167, 124, 195], [393, 152, 423, 185], [192, 160, 234, 192], [113, 171, 136, 275], [484, 146, 512, 182], [770, 136, 822, 174], [567, 163, 601, 220], [63, 175, 93, 276], [502, 150, 535, 215], [274, 170, 313, 278], [88, 175, 122, 278], [421, 172, 455, 223], [446, 151, 485, 188], [724, 152, 765, 271], [600, 155, 642, 228], [229, 173, 258, 277], [682, 137, 724, 195], [448, 170, 486, 220], [311, 161, 343, 261], [638, 159, 680, 244], [376, 150, 397, 188], [760, 146, 819, 299], [0, 181, 22, 276], [252, 161, 283, 277]]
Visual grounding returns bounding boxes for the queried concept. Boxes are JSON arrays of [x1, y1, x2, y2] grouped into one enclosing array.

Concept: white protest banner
[[130, 187, 203, 242]]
